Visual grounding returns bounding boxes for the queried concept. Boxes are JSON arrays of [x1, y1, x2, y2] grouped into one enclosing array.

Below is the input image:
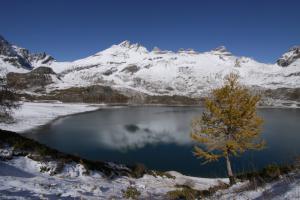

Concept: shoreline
[[0, 102, 101, 133]]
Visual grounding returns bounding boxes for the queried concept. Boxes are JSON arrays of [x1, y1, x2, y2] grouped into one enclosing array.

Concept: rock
[[264, 87, 300, 101], [7, 66, 58, 90], [119, 40, 132, 48], [144, 94, 202, 105], [211, 46, 232, 56], [31, 66, 56, 74], [0, 148, 13, 160], [121, 64, 140, 74], [214, 46, 227, 52], [30, 52, 54, 65], [277, 46, 300, 67], [103, 68, 117, 76], [43, 85, 129, 103]]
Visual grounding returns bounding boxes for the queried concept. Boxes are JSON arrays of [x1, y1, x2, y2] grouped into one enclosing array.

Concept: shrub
[[40, 166, 50, 173], [122, 186, 141, 199], [131, 163, 147, 178], [262, 164, 281, 180], [168, 181, 229, 199], [167, 187, 198, 200]]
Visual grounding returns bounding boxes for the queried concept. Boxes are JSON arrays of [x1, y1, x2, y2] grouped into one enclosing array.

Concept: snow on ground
[[1, 154, 300, 199], [0, 58, 29, 76], [0, 156, 227, 199], [0, 102, 100, 133], [207, 171, 300, 200]]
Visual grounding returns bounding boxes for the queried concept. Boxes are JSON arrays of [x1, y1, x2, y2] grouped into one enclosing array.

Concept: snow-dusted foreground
[[208, 172, 300, 200], [0, 102, 100, 133], [1, 154, 300, 199], [0, 155, 227, 199]]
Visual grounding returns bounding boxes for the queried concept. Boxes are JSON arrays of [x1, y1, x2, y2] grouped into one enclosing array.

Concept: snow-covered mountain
[[1, 35, 300, 100], [0, 35, 54, 75]]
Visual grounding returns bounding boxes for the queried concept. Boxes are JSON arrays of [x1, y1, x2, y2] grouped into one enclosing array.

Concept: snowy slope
[[46, 41, 300, 97], [0, 155, 227, 199], [1, 149, 300, 199], [1, 36, 300, 98]]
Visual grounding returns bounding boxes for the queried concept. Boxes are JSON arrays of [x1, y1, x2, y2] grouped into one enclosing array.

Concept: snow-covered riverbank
[[1, 153, 300, 199], [208, 172, 300, 200], [0, 154, 227, 199], [0, 102, 101, 133]]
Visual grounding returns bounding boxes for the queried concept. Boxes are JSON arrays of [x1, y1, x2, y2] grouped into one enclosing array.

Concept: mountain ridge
[[1, 35, 300, 105], [1, 35, 298, 67]]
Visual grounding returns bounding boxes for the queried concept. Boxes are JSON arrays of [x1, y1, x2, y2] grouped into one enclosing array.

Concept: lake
[[25, 106, 300, 177]]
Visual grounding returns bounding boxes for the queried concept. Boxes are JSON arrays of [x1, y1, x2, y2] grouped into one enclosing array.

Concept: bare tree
[[0, 77, 20, 123]]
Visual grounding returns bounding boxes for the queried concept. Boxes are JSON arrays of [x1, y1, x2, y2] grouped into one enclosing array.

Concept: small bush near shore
[[167, 181, 229, 200], [122, 186, 141, 199], [233, 163, 297, 193], [167, 186, 198, 200], [131, 163, 147, 178], [40, 166, 50, 173], [237, 163, 295, 184]]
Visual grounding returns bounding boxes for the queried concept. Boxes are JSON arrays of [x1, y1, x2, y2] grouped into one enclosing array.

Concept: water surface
[[25, 106, 300, 177]]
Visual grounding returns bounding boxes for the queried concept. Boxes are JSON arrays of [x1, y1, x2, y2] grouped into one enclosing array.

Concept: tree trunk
[[225, 153, 235, 185]]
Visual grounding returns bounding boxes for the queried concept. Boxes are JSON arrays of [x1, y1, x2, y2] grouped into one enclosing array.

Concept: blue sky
[[1, 0, 300, 63]]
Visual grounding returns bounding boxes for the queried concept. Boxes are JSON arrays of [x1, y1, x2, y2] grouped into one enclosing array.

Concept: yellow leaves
[[190, 132, 210, 143], [193, 146, 221, 164], [190, 72, 265, 164], [246, 139, 266, 150]]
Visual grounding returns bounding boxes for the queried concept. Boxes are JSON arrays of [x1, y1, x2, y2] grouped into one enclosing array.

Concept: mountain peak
[[277, 45, 300, 67], [212, 46, 228, 52], [0, 34, 54, 69], [0, 34, 16, 57], [289, 45, 300, 52], [118, 40, 141, 48], [210, 46, 232, 56], [115, 40, 148, 53], [118, 40, 132, 48]]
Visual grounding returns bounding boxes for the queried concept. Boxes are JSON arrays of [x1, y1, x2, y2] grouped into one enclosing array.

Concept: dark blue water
[[25, 106, 300, 177]]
